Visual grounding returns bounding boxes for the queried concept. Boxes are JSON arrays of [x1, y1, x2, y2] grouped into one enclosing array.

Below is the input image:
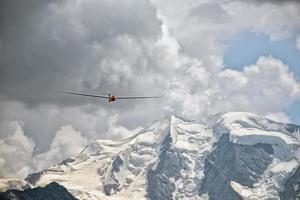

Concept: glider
[[63, 92, 162, 102]]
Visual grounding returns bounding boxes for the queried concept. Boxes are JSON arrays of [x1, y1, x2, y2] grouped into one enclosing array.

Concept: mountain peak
[[0, 182, 77, 200], [2, 112, 300, 199]]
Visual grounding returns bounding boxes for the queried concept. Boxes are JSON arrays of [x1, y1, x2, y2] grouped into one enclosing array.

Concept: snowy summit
[[1, 112, 300, 200]]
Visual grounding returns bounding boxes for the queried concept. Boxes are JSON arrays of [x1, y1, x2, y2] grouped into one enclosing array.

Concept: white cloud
[[0, 121, 35, 178], [0, 102, 142, 178], [0, 122, 88, 178], [105, 114, 143, 140], [35, 125, 88, 170], [161, 56, 300, 120], [223, 0, 300, 41], [206, 56, 300, 115]]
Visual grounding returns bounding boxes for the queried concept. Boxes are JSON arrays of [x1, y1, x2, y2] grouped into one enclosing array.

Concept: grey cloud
[[0, 0, 164, 153], [228, 0, 300, 5], [253, 0, 300, 3], [0, 0, 162, 107], [80, 0, 160, 41], [189, 3, 230, 24]]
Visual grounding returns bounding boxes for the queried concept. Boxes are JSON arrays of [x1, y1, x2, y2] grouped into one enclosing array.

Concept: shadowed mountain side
[[0, 182, 78, 200]]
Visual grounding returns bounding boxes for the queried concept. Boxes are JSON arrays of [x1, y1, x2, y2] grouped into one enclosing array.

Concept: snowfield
[[1, 112, 300, 200]]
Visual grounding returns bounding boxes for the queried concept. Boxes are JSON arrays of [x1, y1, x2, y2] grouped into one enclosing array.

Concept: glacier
[[1, 112, 300, 200]]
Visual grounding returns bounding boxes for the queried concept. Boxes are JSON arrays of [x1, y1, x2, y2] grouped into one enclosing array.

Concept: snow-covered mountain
[[1, 112, 300, 200]]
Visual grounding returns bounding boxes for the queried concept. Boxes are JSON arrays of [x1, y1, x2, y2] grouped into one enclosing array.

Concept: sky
[[224, 31, 300, 124], [1, 0, 300, 178]]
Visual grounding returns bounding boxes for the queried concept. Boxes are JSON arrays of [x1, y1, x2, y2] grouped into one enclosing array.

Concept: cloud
[[163, 56, 300, 119], [105, 114, 143, 140], [0, 121, 35, 178], [223, 0, 300, 41], [242, 0, 300, 4], [0, 0, 161, 106], [0, 122, 88, 178], [34, 125, 89, 170], [0, 100, 109, 153], [0, 101, 142, 178], [206, 56, 300, 115]]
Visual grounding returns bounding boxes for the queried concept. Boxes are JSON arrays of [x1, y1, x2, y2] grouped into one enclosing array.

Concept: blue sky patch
[[223, 32, 300, 124], [223, 32, 300, 78], [287, 101, 300, 125]]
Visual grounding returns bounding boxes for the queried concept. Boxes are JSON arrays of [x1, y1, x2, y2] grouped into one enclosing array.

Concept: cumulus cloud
[[224, 0, 300, 41], [208, 56, 300, 114], [105, 114, 143, 140], [0, 121, 35, 178], [244, 0, 300, 4], [0, 122, 88, 178], [34, 125, 89, 170], [0, 0, 161, 106], [1, 0, 300, 178], [0, 101, 141, 178], [218, 57, 300, 113], [163, 56, 300, 119]]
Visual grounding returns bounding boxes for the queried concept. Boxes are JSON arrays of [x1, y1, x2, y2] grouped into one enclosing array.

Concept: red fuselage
[[109, 95, 116, 102]]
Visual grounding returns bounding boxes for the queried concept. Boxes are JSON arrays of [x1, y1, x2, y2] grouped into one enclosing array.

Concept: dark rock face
[[111, 156, 124, 172], [103, 155, 124, 195], [286, 124, 300, 134], [147, 130, 183, 200], [0, 182, 77, 200], [199, 134, 274, 200], [281, 166, 300, 200], [25, 172, 44, 186], [60, 158, 76, 165]]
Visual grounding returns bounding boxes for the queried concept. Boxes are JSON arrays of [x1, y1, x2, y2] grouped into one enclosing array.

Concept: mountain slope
[[2, 112, 300, 199], [23, 116, 214, 199], [0, 182, 77, 200]]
